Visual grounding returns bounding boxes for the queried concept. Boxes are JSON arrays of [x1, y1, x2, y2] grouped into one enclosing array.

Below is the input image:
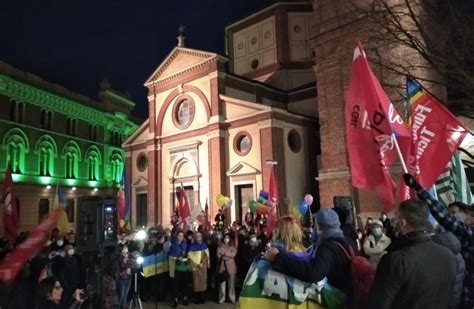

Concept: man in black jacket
[[265, 208, 354, 297], [366, 199, 456, 309]]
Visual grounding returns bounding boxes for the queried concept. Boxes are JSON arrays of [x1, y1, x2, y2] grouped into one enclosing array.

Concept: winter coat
[[363, 233, 391, 266], [217, 244, 237, 275], [272, 237, 353, 295], [432, 231, 465, 309], [366, 231, 456, 309]]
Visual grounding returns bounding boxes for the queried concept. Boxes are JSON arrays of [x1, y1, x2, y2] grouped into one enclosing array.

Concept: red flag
[[345, 42, 410, 209], [177, 188, 191, 232], [0, 207, 59, 283], [404, 77, 469, 189], [266, 168, 279, 235], [2, 165, 18, 240], [117, 187, 125, 228], [204, 198, 211, 231]]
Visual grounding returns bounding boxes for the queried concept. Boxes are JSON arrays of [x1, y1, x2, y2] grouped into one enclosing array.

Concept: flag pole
[[392, 133, 408, 173]]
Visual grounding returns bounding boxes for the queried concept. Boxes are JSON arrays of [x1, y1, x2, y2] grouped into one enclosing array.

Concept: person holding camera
[[216, 233, 237, 304], [117, 245, 132, 309], [35, 277, 84, 309], [169, 231, 190, 307]]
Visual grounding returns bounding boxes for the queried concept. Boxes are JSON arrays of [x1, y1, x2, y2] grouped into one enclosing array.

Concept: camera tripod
[[129, 271, 143, 309]]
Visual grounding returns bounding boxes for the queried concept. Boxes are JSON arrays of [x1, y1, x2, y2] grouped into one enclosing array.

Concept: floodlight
[[135, 230, 147, 241]]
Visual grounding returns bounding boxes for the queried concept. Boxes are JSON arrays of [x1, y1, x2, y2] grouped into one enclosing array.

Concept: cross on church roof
[[177, 24, 186, 47]]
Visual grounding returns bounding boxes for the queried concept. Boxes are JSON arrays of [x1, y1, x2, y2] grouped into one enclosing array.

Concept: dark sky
[[0, 0, 276, 119]]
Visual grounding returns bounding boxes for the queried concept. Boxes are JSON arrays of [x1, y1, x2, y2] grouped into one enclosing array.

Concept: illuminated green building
[[0, 61, 139, 233]]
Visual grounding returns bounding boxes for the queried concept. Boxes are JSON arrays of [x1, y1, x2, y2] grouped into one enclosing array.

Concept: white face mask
[[223, 238, 230, 244], [249, 237, 257, 245], [381, 215, 387, 221], [357, 233, 363, 240], [57, 240, 64, 246], [372, 227, 383, 237], [122, 248, 128, 254], [67, 249, 75, 256]]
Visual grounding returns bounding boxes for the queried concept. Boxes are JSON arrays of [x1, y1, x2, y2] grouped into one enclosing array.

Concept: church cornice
[[0, 74, 138, 134]]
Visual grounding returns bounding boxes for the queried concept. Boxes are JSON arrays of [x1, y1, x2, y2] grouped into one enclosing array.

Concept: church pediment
[[144, 47, 227, 86], [226, 161, 261, 176], [133, 176, 148, 187]]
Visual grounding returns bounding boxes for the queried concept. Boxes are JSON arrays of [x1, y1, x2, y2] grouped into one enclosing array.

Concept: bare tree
[[350, 0, 474, 118]]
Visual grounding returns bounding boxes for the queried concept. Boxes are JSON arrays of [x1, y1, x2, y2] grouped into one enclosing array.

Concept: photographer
[[35, 277, 84, 309]]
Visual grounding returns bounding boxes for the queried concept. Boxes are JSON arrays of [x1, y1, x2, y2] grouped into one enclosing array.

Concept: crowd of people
[[0, 174, 472, 308]]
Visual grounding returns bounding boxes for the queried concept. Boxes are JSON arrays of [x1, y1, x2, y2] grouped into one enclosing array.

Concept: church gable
[[144, 47, 221, 86], [220, 95, 270, 120], [226, 161, 261, 176]]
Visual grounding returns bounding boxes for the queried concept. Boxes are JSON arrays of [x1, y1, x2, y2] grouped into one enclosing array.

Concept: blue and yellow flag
[[54, 183, 70, 234], [142, 251, 169, 278]]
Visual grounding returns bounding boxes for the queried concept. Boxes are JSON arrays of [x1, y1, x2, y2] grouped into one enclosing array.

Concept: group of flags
[[346, 42, 471, 209]]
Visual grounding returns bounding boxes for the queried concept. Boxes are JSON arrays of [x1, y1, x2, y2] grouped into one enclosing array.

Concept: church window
[[173, 96, 195, 129], [288, 129, 302, 153], [136, 153, 148, 172], [234, 132, 252, 156]]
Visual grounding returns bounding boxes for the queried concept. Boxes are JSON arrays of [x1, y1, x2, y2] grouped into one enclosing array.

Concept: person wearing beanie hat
[[265, 207, 357, 304]]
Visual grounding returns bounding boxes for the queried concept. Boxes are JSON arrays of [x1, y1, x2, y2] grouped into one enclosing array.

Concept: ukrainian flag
[[142, 251, 169, 278]]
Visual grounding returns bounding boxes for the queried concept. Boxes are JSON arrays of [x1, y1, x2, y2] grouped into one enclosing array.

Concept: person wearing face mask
[[366, 196, 456, 309], [169, 231, 190, 307], [117, 245, 132, 309], [240, 232, 263, 280], [363, 220, 391, 267], [57, 244, 83, 308], [404, 174, 474, 309], [217, 234, 237, 304]]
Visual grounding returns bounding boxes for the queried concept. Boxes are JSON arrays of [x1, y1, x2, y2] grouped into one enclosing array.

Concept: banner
[[142, 252, 169, 277], [266, 168, 279, 236], [436, 151, 473, 207], [177, 188, 191, 232], [238, 258, 346, 309], [2, 165, 18, 240], [405, 77, 468, 189], [0, 207, 60, 282], [54, 183, 70, 234], [345, 42, 410, 208]]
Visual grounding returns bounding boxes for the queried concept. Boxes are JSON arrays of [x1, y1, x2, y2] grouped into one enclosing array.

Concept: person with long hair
[[35, 277, 83, 309], [272, 216, 305, 253]]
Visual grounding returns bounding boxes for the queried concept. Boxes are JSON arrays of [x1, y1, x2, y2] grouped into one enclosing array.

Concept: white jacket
[[363, 233, 391, 266]]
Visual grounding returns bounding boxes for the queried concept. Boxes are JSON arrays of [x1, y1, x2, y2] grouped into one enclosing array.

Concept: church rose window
[[234, 132, 252, 156], [136, 153, 148, 172], [288, 129, 302, 153], [172, 95, 195, 129]]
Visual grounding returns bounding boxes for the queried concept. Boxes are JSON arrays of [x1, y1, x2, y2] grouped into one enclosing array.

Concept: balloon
[[256, 203, 269, 215], [298, 201, 309, 216], [249, 200, 257, 213], [216, 194, 226, 207], [223, 198, 233, 209], [304, 194, 314, 206]]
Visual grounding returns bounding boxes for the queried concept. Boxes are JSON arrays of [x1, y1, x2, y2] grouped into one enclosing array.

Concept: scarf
[[316, 227, 344, 246]]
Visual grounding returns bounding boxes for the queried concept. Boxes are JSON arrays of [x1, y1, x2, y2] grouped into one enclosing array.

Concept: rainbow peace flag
[[142, 252, 169, 277]]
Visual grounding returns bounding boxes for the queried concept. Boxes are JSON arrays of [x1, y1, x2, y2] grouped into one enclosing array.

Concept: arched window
[[36, 136, 57, 177], [63, 142, 81, 179], [110, 153, 123, 183], [86, 146, 101, 181], [3, 128, 29, 174]]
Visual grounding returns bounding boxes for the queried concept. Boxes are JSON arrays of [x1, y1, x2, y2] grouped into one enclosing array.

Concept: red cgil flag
[[345, 42, 410, 209], [266, 167, 279, 236], [404, 77, 469, 189], [177, 187, 191, 232], [2, 165, 18, 240]]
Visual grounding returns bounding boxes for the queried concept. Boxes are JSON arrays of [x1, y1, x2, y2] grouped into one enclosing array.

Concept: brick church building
[[125, 0, 470, 228]]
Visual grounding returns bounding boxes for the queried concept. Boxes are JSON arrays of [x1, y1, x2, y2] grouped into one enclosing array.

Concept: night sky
[[0, 1, 276, 119]]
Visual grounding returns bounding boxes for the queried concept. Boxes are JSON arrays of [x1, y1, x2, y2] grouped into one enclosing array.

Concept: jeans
[[117, 278, 132, 308]]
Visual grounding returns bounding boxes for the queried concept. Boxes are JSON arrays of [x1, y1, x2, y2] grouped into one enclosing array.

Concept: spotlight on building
[[72, 187, 77, 191], [46, 185, 51, 190], [135, 229, 147, 241]]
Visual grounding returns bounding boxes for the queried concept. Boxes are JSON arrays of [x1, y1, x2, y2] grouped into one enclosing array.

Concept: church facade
[[123, 2, 319, 227], [0, 61, 138, 233]]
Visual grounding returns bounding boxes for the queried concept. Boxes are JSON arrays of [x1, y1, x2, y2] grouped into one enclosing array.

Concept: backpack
[[333, 241, 375, 309]]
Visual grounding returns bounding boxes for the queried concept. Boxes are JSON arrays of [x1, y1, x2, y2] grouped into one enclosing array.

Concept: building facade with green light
[[0, 61, 139, 233]]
